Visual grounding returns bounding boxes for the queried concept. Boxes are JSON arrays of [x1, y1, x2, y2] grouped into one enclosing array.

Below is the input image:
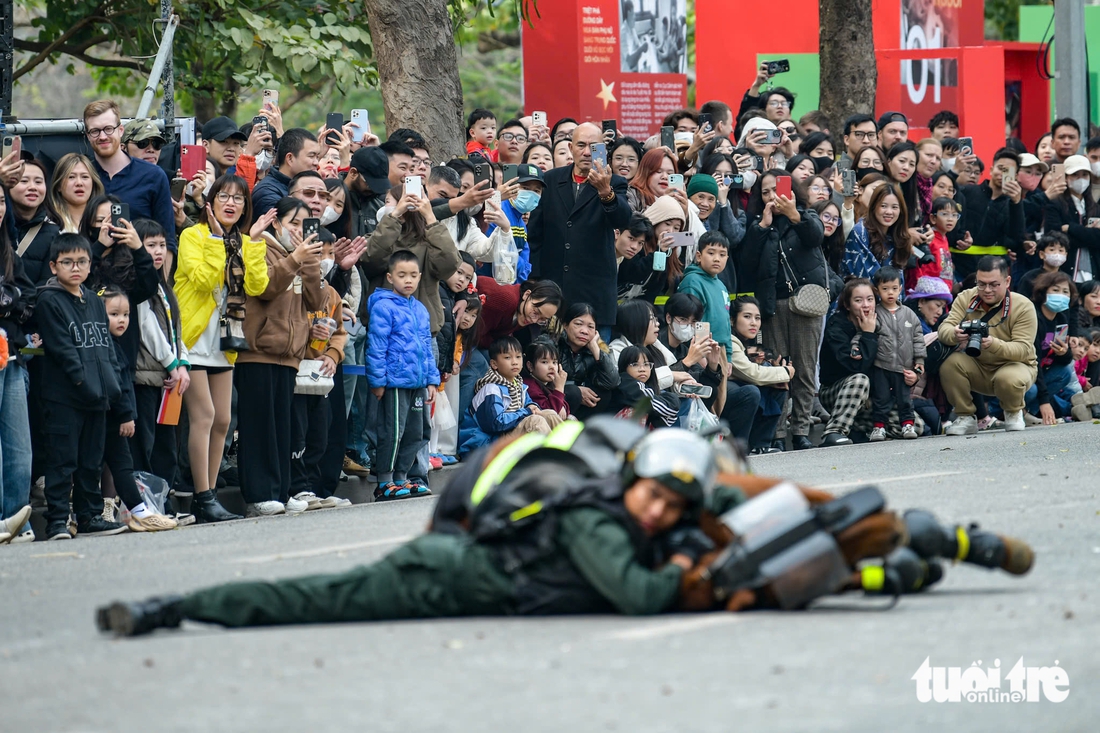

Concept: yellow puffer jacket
[[175, 223, 270, 360]]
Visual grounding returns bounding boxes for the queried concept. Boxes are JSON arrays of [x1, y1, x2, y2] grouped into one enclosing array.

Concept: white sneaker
[[1, 505, 32, 537], [245, 501, 285, 517], [320, 495, 352, 509], [901, 423, 919, 440], [946, 415, 978, 435], [1023, 412, 1043, 426], [1004, 410, 1026, 432], [10, 530, 35, 544], [292, 491, 322, 511], [284, 496, 309, 514], [869, 427, 887, 442]]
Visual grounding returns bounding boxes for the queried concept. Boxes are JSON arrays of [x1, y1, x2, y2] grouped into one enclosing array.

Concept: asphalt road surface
[[2, 423, 1097, 732]]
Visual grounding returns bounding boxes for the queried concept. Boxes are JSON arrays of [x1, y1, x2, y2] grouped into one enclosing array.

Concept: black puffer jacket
[[0, 250, 36, 363], [14, 208, 60, 285], [556, 334, 620, 415], [740, 208, 826, 316]]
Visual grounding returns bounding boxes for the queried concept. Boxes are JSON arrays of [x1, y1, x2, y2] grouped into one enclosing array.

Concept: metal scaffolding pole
[[135, 13, 179, 120], [159, 0, 176, 142], [1055, 0, 1089, 135]]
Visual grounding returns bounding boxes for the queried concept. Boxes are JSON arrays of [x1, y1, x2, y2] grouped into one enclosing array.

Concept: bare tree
[[818, 0, 877, 129], [362, 0, 466, 157]]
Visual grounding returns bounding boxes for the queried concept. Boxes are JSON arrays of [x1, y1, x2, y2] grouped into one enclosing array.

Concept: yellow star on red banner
[[596, 79, 617, 110]]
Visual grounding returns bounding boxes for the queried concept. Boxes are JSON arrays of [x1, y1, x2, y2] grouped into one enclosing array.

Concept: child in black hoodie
[[36, 234, 125, 540]]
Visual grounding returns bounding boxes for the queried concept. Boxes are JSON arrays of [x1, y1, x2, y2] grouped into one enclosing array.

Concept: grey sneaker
[[245, 501, 285, 517], [1003, 410, 1026, 432], [869, 427, 887, 442], [946, 415, 978, 435], [102, 497, 119, 524], [320, 495, 353, 508], [292, 491, 322, 511]]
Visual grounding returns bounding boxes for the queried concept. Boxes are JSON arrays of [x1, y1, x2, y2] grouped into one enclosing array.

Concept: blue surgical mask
[[512, 189, 541, 214], [1045, 293, 1070, 313]]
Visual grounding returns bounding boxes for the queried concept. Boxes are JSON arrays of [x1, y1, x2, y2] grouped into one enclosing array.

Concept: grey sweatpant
[[376, 387, 429, 483], [763, 299, 824, 437]]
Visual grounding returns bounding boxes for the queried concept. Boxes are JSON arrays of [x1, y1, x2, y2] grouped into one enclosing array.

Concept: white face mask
[[203, 180, 214, 199], [377, 205, 394, 223], [1071, 178, 1091, 195], [276, 229, 294, 253], [740, 170, 758, 190], [670, 322, 694, 342], [1091, 162, 1100, 177], [320, 206, 339, 226], [942, 157, 956, 172], [320, 257, 335, 276], [465, 202, 483, 217], [1044, 252, 1067, 268], [255, 149, 274, 171]]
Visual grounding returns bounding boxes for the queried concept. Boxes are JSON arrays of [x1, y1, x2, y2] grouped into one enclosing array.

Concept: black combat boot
[[96, 596, 185, 637], [862, 546, 944, 595], [192, 489, 242, 523], [903, 509, 1034, 575]]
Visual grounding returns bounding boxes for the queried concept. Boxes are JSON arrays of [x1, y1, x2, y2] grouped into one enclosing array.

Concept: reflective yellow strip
[[544, 420, 584, 450], [955, 526, 970, 562], [509, 501, 543, 523], [654, 296, 669, 306], [862, 565, 885, 591], [469, 433, 546, 507], [950, 245, 1007, 256]]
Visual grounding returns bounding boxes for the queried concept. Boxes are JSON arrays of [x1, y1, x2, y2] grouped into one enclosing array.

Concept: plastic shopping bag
[[133, 471, 171, 514], [684, 397, 719, 434], [432, 387, 457, 432], [493, 235, 519, 285]]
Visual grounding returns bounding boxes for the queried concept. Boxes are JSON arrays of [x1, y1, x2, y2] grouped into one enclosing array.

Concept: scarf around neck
[[475, 368, 525, 412]]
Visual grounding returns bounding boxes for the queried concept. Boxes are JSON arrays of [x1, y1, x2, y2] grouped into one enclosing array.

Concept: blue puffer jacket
[[366, 288, 440, 389], [457, 380, 534, 456]]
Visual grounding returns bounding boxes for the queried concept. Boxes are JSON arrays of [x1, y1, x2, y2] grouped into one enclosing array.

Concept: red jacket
[[906, 231, 955, 291], [522, 376, 570, 415]]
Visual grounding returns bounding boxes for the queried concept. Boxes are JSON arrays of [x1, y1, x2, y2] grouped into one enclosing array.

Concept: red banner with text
[[524, 0, 688, 140]]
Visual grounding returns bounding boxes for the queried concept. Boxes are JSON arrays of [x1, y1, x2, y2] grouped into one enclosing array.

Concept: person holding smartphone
[[1025, 271, 1080, 424]]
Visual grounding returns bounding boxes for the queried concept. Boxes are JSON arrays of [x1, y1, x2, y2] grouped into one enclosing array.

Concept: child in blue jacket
[[457, 336, 562, 458], [367, 250, 440, 500]]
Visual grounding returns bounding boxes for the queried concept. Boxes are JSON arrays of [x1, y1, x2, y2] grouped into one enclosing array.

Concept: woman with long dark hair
[[0, 183, 36, 543], [886, 141, 921, 227], [843, 182, 914, 280]]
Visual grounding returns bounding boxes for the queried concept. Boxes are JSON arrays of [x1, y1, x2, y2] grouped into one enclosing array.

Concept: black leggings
[[106, 417, 145, 511]]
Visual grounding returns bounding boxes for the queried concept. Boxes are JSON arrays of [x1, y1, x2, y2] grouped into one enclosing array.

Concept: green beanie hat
[[687, 173, 719, 199]]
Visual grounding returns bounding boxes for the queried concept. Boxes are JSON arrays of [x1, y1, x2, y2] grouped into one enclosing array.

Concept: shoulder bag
[[779, 241, 830, 317]]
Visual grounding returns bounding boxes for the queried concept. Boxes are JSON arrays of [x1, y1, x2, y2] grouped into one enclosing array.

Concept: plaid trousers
[[820, 372, 926, 437]]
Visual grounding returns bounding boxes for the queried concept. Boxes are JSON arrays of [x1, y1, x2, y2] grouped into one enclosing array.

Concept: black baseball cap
[[201, 116, 247, 142], [350, 147, 391, 194], [515, 163, 545, 185], [877, 112, 909, 130]]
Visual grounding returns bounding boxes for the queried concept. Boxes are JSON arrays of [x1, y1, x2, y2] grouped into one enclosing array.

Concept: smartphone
[[170, 178, 187, 201], [262, 89, 279, 107], [842, 169, 857, 197], [660, 125, 675, 150], [761, 129, 783, 145], [698, 112, 713, 133], [1054, 324, 1070, 346], [592, 142, 607, 168], [110, 202, 130, 228], [601, 119, 617, 139], [1002, 169, 1016, 185], [679, 383, 713, 399], [1, 135, 14, 159], [775, 176, 793, 199], [1089, 217, 1100, 227], [766, 59, 791, 75], [728, 173, 747, 189], [180, 144, 205, 180], [501, 164, 519, 183], [652, 251, 667, 272], [350, 109, 368, 143], [404, 175, 423, 199], [958, 136, 973, 155], [668, 231, 695, 249], [752, 155, 765, 172], [668, 173, 685, 190], [303, 217, 321, 239], [489, 190, 502, 209], [1051, 163, 1065, 187], [325, 112, 343, 145], [532, 111, 547, 128], [473, 163, 493, 188], [693, 321, 711, 341], [178, 118, 196, 146], [251, 115, 267, 132]]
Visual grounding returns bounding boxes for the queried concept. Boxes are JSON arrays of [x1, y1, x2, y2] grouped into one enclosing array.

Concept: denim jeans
[[1025, 363, 1079, 416], [0, 363, 32, 532]]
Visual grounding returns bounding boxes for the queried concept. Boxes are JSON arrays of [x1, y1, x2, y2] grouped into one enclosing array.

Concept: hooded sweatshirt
[[35, 278, 121, 410], [677, 262, 733, 359]]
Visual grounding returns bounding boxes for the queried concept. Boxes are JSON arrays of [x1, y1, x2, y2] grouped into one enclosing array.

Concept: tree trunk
[[361, 0, 465, 158], [819, 0, 877, 129]]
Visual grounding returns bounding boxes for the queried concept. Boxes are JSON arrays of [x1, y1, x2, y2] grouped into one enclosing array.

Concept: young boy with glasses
[[36, 233, 128, 540]]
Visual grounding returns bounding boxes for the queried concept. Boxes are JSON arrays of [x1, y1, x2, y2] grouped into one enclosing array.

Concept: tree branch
[[13, 15, 105, 79]]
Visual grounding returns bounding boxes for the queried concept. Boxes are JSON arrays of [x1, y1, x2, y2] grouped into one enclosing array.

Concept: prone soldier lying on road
[[96, 418, 1034, 636]]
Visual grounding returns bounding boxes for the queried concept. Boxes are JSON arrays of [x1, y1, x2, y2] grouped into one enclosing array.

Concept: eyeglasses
[[850, 131, 877, 141], [975, 281, 1004, 291], [936, 211, 960, 219], [767, 100, 791, 108], [215, 192, 246, 204], [820, 213, 839, 225], [810, 185, 828, 193], [294, 188, 330, 200], [57, 258, 91, 270], [86, 125, 119, 139], [500, 132, 528, 144], [131, 138, 164, 151]]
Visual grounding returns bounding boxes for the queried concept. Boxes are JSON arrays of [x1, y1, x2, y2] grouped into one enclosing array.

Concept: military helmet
[[622, 429, 718, 507]]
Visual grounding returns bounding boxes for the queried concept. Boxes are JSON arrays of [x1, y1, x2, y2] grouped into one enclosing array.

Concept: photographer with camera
[[938, 256, 1038, 434]]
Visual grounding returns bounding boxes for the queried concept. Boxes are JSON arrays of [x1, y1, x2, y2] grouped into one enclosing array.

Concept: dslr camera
[[959, 320, 990, 357]]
